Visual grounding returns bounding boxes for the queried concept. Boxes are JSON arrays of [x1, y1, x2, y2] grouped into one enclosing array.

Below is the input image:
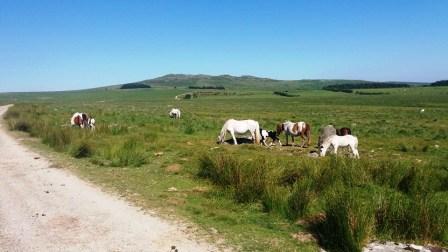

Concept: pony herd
[[217, 118, 360, 158], [70, 107, 359, 158]]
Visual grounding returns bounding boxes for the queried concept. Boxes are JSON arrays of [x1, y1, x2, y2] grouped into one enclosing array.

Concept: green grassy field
[[1, 85, 447, 251]]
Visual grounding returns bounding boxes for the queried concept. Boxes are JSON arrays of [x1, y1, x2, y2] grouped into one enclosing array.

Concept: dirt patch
[[166, 164, 182, 174]]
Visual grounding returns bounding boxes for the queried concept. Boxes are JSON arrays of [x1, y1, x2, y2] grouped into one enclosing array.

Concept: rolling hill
[[96, 74, 428, 91]]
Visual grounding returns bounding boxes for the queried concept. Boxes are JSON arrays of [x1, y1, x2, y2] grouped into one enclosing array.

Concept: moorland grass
[[1, 86, 447, 251]]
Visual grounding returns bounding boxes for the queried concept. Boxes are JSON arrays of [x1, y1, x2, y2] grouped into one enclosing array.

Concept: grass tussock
[[108, 138, 147, 167]]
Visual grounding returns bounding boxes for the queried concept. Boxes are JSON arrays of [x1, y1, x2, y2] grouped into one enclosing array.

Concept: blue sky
[[1, 0, 447, 92]]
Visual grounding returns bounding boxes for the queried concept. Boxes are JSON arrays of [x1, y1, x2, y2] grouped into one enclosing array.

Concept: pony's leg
[[333, 144, 338, 155], [291, 136, 295, 146], [320, 144, 328, 157], [351, 144, 360, 159], [230, 130, 238, 145], [250, 130, 256, 144]]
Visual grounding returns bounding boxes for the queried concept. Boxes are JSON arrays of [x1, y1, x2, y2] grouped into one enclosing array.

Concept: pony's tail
[[254, 123, 261, 144], [218, 123, 227, 143]]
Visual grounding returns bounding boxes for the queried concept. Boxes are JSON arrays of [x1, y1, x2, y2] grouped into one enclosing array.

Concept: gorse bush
[[198, 152, 448, 250]]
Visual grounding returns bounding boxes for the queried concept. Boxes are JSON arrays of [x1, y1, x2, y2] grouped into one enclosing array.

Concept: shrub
[[70, 140, 94, 158], [13, 120, 32, 132]]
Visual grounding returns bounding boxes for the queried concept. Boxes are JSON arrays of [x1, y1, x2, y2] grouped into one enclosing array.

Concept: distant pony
[[320, 135, 360, 158], [276, 121, 311, 147], [336, 127, 352, 136], [217, 119, 261, 145], [169, 108, 181, 119], [260, 128, 281, 146]]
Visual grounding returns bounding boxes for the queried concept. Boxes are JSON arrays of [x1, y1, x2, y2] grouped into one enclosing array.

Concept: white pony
[[169, 108, 181, 119], [320, 135, 360, 158], [217, 119, 261, 145]]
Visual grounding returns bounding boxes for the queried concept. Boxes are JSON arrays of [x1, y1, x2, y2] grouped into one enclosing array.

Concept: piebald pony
[[276, 121, 311, 147]]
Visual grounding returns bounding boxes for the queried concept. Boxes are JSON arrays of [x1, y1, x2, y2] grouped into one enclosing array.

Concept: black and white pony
[[260, 129, 281, 146]]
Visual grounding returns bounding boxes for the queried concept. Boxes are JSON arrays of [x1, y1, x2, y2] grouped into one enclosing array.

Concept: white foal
[[320, 135, 360, 158]]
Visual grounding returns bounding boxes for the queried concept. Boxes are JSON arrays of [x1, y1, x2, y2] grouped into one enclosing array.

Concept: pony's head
[[216, 135, 223, 144], [276, 123, 284, 136]]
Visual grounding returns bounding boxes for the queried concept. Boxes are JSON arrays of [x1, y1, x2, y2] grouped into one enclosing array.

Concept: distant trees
[[120, 83, 151, 89], [323, 82, 409, 92], [188, 86, 225, 90], [431, 80, 448, 86], [273, 91, 300, 97]]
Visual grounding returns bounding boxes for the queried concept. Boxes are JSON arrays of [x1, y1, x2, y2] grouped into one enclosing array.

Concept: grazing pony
[[276, 121, 311, 147], [70, 112, 95, 130], [217, 119, 261, 145], [318, 125, 337, 148], [260, 128, 281, 146], [320, 135, 360, 158], [336, 127, 352, 136], [169, 108, 181, 119]]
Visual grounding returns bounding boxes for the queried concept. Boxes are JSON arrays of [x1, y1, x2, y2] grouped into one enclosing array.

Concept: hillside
[[93, 74, 428, 91]]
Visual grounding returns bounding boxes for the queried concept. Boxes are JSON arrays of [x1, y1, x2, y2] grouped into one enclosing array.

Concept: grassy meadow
[[1, 85, 448, 251]]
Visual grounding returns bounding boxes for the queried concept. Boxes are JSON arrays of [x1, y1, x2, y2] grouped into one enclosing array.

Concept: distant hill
[[97, 74, 428, 91]]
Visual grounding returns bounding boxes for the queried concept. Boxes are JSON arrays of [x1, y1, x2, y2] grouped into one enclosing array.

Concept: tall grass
[[198, 151, 448, 251]]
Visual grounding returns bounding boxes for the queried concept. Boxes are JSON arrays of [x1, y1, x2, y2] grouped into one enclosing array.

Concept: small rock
[[186, 141, 193, 146], [291, 232, 316, 242], [34, 157, 40, 160], [41, 213, 46, 217], [154, 152, 164, 157], [434, 144, 439, 149], [209, 227, 218, 234], [307, 152, 319, 158], [44, 190, 49, 194], [167, 187, 178, 192]]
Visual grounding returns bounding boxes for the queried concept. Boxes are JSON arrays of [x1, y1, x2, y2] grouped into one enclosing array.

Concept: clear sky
[[1, 0, 447, 92]]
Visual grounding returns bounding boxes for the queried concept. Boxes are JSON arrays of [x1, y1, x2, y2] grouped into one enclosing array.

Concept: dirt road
[[0, 105, 218, 252]]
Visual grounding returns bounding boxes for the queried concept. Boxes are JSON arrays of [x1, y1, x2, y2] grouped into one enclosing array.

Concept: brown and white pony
[[276, 121, 311, 147], [336, 127, 352, 136], [70, 112, 95, 129]]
